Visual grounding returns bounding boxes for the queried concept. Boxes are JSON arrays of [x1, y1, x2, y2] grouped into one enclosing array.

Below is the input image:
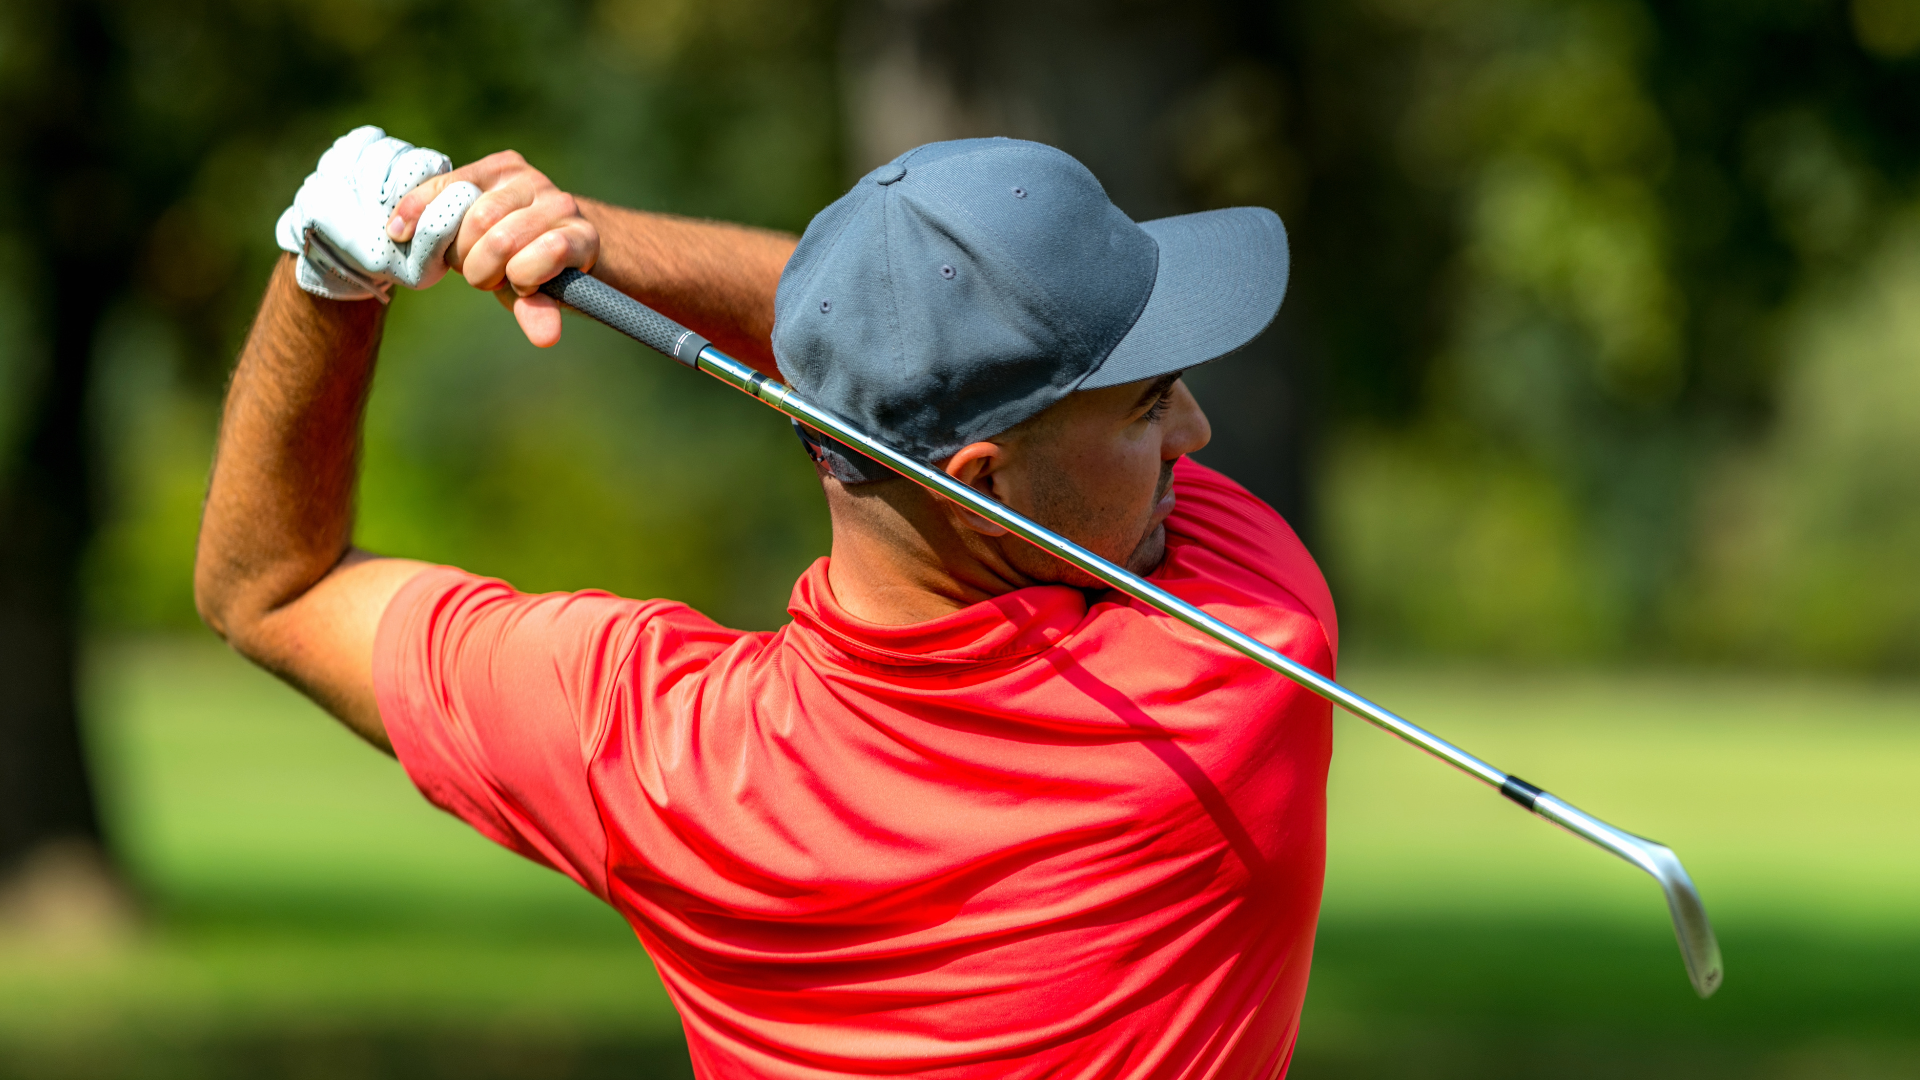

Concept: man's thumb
[[388, 173, 458, 242]]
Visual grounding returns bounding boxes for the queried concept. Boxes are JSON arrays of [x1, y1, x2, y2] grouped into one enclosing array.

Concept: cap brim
[[1078, 206, 1290, 390]]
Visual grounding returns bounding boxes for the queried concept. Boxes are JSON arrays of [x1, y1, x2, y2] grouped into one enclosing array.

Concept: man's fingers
[[444, 149, 531, 195], [450, 181, 542, 276], [387, 171, 472, 242], [503, 223, 598, 296], [391, 150, 532, 242], [493, 285, 564, 347], [388, 149, 596, 300], [462, 198, 592, 292], [513, 292, 564, 348]]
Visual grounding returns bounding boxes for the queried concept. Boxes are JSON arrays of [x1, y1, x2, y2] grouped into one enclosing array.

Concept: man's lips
[[1148, 462, 1177, 526], [1149, 489, 1177, 527]]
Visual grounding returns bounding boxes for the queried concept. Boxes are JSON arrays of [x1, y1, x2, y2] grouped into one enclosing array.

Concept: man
[[195, 128, 1336, 1079]]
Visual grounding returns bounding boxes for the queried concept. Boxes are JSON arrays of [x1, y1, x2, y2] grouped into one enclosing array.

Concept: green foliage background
[[3, 5, 1917, 1076], [41, 0, 848, 632], [6, 0, 1915, 666], [1283, 0, 1920, 668]]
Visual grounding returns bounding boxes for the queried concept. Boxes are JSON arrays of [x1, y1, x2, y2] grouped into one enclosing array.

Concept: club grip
[[539, 268, 710, 367]]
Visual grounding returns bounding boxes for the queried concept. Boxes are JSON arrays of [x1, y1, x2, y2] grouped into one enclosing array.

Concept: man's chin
[[1124, 523, 1168, 576], [1029, 524, 1166, 590]]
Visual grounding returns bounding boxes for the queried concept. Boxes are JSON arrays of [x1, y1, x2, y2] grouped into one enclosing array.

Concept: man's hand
[[275, 126, 480, 302], [199, 131, 797, 757], [389, 151, 598, 348], [391, 150, 797, 371]]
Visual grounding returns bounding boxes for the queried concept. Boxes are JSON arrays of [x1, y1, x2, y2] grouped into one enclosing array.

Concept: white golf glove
[[274, 125, 481, 302]]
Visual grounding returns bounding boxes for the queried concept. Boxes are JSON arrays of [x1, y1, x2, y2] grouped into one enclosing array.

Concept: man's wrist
[[570, 198, 792, 374], [573, 197, 651, 289], [268, 253, 387, 350]]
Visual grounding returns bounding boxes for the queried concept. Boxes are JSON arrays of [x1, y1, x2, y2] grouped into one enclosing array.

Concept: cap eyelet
[[819, 299, 832, 314], [1011, 186, 1027, 198], [939, 264, 955, 279]]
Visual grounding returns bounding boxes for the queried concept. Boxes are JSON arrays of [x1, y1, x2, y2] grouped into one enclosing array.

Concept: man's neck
[[821, 486, 1037, 626]]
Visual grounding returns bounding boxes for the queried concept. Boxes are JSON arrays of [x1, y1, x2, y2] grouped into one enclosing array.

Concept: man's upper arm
[[244, 550, 432, 753], [369, 569, 745, 898]]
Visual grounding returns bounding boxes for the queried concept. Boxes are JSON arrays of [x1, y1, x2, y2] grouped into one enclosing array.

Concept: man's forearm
[[579, 199, 796, 375], [195, 256, 382, 642]]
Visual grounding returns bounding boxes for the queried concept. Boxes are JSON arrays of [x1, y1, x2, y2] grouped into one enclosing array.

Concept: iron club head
[[1631, 836, 1725, 998], [1531, 793, 1723, 998], [536, 267, 1730, 1003]]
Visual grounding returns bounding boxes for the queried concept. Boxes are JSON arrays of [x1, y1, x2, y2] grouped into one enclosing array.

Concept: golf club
[[537, 266, 1725, 999]]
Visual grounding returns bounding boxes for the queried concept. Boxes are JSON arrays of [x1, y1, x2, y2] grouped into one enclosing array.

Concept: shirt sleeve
[[371, 566, 744, 900]]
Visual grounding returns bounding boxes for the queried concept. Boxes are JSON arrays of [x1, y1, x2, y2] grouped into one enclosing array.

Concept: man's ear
[[943, 441, 1011, 537]]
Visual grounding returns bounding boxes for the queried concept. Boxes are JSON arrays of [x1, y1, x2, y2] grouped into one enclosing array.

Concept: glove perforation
[[275, 125, 479, 302]]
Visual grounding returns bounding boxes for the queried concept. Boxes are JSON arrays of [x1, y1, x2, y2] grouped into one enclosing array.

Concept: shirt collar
[[785, 558, 1088, 668]]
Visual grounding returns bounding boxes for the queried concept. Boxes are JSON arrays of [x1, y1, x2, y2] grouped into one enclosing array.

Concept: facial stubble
[[1018, 455, 1176, 588]]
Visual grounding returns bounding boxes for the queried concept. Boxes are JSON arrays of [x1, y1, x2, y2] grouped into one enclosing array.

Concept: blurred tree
[[1288, 0, 1920, 666], [4, 0, 1916, 927], [0, 0, 142, 928], [1, 0, 845, 913]]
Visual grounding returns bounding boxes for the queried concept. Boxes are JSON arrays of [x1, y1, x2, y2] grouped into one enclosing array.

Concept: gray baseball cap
[[772, 137, 1289, 481]]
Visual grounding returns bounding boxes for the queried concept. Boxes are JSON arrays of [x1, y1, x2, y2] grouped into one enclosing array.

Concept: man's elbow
[[192, 550, 257, 652], [193, 565, 237, 645]]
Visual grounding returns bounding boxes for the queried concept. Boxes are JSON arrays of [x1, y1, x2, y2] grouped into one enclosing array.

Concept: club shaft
[[548, 274, 1592, 833], [721, 354, 1509, 782], [538, 267, 1722, 997]]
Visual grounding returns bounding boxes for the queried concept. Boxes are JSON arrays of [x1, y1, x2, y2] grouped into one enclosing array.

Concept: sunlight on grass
[[0, 637, 1909, 1077], [1322, 665, 1920, 928], [0, 639, 680, 1051]]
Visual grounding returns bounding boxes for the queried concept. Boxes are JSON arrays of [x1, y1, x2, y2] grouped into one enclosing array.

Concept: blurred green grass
[[1304, 666, 1920, 1078], [4, 639, 1914, 1078]]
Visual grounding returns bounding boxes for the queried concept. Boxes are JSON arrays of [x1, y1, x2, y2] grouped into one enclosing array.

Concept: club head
[[1634, 838, 1724, 998], [1530, 793, 1723, 998]]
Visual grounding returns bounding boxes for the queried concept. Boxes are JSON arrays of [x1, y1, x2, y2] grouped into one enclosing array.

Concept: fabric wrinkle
[[373, 461, 1334, 1080]]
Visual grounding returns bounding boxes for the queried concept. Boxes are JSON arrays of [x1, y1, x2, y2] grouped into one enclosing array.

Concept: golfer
[[195, 128, 1337, 1079]]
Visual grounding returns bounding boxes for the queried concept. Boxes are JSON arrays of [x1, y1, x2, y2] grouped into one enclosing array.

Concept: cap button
[[876, 162, 907, 185]]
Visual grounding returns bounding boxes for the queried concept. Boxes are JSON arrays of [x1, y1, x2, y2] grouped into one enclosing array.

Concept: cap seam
[[1075, 230, 1161, 392], [903, 185, 1112, 455], [904, 142, 1122, 366], [880, 182, 1092, 460], [917, 181, 1098, 365], [771, 185, 870, 383], [880, 182, 908, 399]]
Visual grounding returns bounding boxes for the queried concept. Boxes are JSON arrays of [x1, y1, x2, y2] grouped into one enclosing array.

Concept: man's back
[[375, 461, 1336, 1079]]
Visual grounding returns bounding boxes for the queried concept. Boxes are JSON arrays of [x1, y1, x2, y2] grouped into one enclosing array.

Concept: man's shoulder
[[380, 565, 762, 685], [1163, 458, 1338, 656]]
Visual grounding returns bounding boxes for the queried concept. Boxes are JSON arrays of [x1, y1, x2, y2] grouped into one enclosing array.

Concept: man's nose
[[1164, 381, 1211, 458]]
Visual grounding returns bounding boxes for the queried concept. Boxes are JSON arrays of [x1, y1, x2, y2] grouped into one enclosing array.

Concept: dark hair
[[792, 422, 895, 483]]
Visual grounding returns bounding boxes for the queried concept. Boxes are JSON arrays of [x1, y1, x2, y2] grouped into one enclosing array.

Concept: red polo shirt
[[374, 459, 1336, 1079]]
